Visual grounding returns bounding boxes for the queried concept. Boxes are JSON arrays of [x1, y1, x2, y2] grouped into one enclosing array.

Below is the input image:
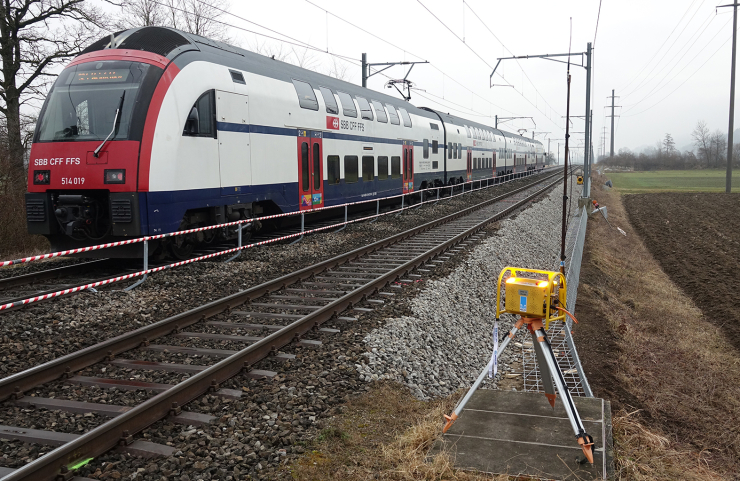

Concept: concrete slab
[[432, 390, 614, 480]]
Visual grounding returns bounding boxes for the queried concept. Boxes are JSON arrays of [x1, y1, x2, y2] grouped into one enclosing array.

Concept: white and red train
[[26, 26, 544, 257]]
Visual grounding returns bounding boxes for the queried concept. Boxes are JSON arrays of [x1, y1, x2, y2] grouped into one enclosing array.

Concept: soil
[[624, 193, 740, 350]]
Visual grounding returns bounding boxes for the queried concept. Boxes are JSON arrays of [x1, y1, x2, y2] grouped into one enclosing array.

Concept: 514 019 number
[[61, 177, 85, 185]]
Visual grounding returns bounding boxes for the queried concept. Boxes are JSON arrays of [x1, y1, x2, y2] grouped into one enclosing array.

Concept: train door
[[402, 141, 414, 193], [297, 130, 325, 211], [466, 148, 472, 182], [492, 150, 497, 176], [216, 91, 252, 193]]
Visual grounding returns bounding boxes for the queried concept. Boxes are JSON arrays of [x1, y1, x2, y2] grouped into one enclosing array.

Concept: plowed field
[[624, 192, 740, 349]]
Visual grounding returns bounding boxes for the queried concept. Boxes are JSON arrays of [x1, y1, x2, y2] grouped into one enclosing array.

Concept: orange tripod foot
[[577, 434, 595, 464], [442, 413, 458, 433], [545, 393, 557, 408]]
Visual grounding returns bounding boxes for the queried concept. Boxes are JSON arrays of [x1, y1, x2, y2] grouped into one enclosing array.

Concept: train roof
[[78, 27, 542, 144], [78, 26, 439, 122]]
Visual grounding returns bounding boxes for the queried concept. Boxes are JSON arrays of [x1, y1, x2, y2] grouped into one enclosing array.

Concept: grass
[[582, 173, 740, 478], [602, 169, 740, 193], [286, 382, 508, 481]]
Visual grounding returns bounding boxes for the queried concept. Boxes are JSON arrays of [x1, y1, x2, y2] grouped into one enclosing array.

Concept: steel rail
[[0, 259, 111, 291], [0, 170, 566, 481]]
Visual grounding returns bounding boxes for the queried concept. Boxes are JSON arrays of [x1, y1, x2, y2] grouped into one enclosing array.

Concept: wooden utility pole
[[718, 2, 739, 192]]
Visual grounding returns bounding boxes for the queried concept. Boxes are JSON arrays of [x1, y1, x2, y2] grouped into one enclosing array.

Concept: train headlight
[[104, 169, 126, 184], [33, 170, 50, 185]]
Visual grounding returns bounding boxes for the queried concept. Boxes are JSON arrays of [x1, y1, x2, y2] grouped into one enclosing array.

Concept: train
[[25, 26, 545, 258]]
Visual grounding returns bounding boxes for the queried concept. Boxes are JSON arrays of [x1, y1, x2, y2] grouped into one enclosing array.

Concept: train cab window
[[229, 70, 246, 84], [337, 91, 357, 117], [371, 100, 387, 122], [301, 142, 310, 192], [344, 155, 358, 183], [423, 139, 429, 159], [362, 156, 374, 181], [432, 140, 438, 154], [355, 96, 374, 120], [183, 90, 216, 138], [398, 107, 412, 127], [385, 104, 400, 125], [319, 87, 339, 115], [327, 155, 340, 184], [378, 156, 389, 180], [448, 142, 452, 159], [291, 79, 318, 110], [391, 156, 401, 178]]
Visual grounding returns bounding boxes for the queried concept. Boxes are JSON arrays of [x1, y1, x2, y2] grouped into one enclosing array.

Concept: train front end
[[26, 56, 164, 253]]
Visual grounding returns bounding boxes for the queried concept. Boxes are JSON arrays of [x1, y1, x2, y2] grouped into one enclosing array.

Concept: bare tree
[[325, 56, 351, 81], [290, 47, 319, 71], [0, 0, 108, 192], [711, 130, 727, 168], [663, 133, 676, 154], [249, 38, 291, 62], [115, 0, 232, 42], [692, 120, 711, 167], [115, 0, 166, 29]]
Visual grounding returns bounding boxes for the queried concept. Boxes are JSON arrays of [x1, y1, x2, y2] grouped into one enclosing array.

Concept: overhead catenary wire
[[414, 0, 564, 132]]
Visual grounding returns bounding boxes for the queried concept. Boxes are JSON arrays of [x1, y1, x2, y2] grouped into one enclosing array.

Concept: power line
[[623, 8, 716, 100], [623, 32, 732, 117], [622, 17, 732, 114], [617, 0, 705, 93], [593, 0, 603, 46], [414, 0, 564, 132]]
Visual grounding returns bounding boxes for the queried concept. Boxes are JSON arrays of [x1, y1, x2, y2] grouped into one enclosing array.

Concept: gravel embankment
[[356, 183, 583, 400]]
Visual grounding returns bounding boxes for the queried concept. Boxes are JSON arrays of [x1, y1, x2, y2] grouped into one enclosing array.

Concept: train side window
[[344, 155, 358, 183], [291, 79, 318, 110], [371, 100, 387, 123], [319, 87, 339, 115], [327, 155, 340, 184], [337, 91, 357, 117], [362, 156, 374, 181], [391, 156, 401, 178], [301, 142, 310, 192], [432, 140, 438, 154], [183, 90, 216, 138], [448, 142, 452, 159], [355, 96, 374, 121], [430, 123, 439, 130], [423, 139, 429, 159], [398, 107, 412, 127], [385, 104, 400, 125], [432, 161, 439, 169], [378, 156, 389, 180], [464, 125, 471, 138], [457, 143, 462, 158]]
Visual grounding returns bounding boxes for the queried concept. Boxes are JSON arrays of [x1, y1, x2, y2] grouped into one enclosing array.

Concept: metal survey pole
[[583, 43, 592, 198]]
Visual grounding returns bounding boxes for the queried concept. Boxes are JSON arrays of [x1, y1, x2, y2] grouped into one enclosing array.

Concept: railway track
[[0, 168, 568, 480], [0, 171, 551, 311]]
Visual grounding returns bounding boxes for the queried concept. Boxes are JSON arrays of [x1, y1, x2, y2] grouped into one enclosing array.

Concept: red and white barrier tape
[[1, 168, 551, 268], [0, 168, 551, 310]]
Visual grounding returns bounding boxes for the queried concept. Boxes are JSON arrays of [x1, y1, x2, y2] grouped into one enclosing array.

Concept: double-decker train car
[[25, 26, 544, 257]]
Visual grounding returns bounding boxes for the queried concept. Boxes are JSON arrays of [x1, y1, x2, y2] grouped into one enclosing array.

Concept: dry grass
[[583, 173, 740, 479], [287, 382, 508, 480], [0, 189, 49, 258]]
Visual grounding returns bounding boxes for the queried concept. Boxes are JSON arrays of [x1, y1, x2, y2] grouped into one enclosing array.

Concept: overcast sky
[[211, 0, 738, 158]]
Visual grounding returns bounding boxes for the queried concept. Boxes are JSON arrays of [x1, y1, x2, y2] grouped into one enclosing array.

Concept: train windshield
[[36, 60, 161, 143]]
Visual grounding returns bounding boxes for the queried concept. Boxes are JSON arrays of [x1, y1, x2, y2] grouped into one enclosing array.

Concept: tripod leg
[[530, 330, 557, 407], [534, 327, 595, 464]]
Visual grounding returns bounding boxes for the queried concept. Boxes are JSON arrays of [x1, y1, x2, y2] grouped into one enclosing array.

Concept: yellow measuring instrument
[[443, 267, 595, 464]]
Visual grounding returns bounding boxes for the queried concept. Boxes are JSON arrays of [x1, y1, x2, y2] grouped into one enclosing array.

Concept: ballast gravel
[[0, 171, 587, 480], [356, 183, 583, 400]]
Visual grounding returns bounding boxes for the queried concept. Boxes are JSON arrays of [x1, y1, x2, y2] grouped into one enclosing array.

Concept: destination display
[[72, 70, 130, 84]]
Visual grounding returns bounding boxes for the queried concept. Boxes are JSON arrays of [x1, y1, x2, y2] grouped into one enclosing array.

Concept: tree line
[[597, 121, 740, 171]]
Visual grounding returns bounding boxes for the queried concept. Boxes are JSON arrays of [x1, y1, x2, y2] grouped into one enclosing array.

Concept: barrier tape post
[[225, 224, 243, 263], [369, 199, 380, 224], [124, 239, 148, 291], [289, 213, 305, 245], [336, 205, 348, 232], [396, 194, 405, 217]]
